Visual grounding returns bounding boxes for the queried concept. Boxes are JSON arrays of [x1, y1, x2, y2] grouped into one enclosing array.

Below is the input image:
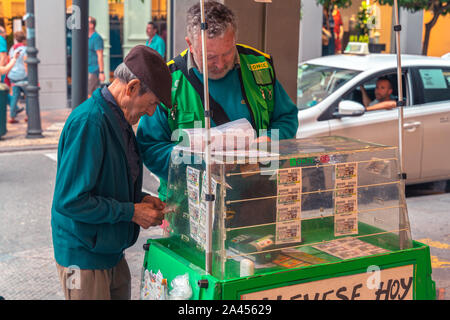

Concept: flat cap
[[124, 45, 172, 108]]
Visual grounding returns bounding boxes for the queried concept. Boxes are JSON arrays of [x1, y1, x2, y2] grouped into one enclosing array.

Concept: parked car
[[297, 53, 450, 185]]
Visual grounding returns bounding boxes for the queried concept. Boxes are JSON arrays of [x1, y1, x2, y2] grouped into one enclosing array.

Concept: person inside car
[[360, 77, 397, 111]]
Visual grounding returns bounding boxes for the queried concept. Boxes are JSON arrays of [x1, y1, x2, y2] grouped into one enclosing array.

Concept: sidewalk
[[0, 103, 72, 153]]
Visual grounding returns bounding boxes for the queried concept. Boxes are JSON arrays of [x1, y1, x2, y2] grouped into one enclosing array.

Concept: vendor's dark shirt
[[101, 86, 140, 192]]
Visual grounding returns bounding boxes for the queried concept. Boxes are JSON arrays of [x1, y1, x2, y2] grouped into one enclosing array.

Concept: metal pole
[[199, 0, 213, 275], [169, 0, 174, 61], [71, 0, 89, 109], [25, 0, 43, 139], [393, 0, 409, 249], [393, 0, 404, 176]]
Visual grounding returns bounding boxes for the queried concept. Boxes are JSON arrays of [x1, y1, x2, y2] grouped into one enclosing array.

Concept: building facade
[[0, 0, 448, 109]]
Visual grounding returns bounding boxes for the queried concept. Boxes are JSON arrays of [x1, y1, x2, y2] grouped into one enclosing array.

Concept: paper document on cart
[[176, 118, 256, 152]]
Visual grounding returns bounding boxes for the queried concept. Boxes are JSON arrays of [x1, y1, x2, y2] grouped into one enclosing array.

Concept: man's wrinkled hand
[[142, 195, 166, 210], [132, 202, 166, 229]]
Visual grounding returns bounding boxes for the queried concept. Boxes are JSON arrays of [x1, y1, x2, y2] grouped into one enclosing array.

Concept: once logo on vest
[[248, 61, 269, 71]]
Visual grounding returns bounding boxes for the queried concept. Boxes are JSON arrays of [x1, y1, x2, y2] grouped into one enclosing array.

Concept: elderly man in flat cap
[[51, 46, 172, 300]]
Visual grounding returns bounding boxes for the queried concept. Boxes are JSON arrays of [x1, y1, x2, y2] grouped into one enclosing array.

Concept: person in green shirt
[[51, 46, 172, 300], [88, 17, 105, 97], [145, 21, 166, 59], [0, 26, 8, 81]]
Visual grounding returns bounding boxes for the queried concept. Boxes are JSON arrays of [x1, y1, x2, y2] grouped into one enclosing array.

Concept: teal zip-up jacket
[[51, 88, 141, 269]]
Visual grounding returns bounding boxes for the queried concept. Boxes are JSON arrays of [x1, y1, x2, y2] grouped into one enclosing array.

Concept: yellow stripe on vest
[[237, 43, 271, 59], [167, 49, 189, 67]]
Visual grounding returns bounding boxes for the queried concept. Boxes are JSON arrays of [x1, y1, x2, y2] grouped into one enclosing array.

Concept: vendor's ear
[[185, 36, 194, 52], [126, 79, 141, 97]]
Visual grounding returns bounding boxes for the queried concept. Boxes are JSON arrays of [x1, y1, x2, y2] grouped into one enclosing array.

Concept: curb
[[0, 143, 58, 153]]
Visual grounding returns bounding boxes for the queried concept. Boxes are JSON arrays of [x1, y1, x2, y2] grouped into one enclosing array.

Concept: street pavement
[[0, 105, 448, 300]]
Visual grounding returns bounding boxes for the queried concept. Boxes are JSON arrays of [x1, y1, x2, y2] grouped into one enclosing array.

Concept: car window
[[343, 78, 377, 105], [417, 68, 450, 104], [297, 64, 360, 110]]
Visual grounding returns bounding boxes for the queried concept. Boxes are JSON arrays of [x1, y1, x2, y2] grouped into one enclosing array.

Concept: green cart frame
[[142, 238, 435, 300]]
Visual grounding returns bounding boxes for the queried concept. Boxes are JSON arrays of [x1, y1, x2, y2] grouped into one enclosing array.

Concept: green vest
[[159, 44, 276, 201]]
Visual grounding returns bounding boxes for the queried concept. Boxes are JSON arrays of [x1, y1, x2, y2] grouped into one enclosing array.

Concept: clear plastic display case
[[160, 136, 412, 280]]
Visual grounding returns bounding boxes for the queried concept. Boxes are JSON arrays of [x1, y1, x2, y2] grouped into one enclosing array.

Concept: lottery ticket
[[334, 163, 358, 236], [275, 168, 302, 244], [277, 186, 301, 205], [334, 211, 358, 236], [187, 166, 201, 245], [189, 203, 200, 220], [189, 217, 199, 242], [187, 170, 218, 249], [186, 166, 200, 187], [187, 184, 200, 206], [277, 168, 302, 186], [335, 162, 358, 183], [275, 220, 301, 245], [312, 237, 389, 260], [277, 201, 301, 222], [335, 198, 357, 215], [197, 224, 207, 249], [335, 180, 357, 199], [187, 166, 201, 207], [199, 205, 208, 226]]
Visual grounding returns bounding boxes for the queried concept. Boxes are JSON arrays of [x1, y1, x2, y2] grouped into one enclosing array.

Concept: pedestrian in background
[[7, 31, 27, 124], [333, 5, 344, 54], [145, 21, 165, 60], [0, 26, 8, 81], [0, 50, 19, 75], [322, 6, 335, 56], [51, 45, 172, 300], [88, 16, 105, 97]]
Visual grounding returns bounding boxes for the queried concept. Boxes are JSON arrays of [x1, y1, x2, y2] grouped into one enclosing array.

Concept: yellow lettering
[[249, 61, 269, 71]]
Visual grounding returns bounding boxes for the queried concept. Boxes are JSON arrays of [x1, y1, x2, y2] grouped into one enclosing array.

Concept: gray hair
[[113, 62, 150, 95], [186, 1, 237, 41]]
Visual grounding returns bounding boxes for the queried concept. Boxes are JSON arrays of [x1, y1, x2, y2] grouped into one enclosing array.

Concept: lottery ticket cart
[[141, 0, 434, 301], [141, 136, 436, 300]]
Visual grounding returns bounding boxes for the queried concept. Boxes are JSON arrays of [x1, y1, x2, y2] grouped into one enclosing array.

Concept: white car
[[297, 54, 450, 185]]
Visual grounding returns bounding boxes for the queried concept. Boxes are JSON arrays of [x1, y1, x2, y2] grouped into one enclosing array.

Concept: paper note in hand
[[180, 118, 256, 152]]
